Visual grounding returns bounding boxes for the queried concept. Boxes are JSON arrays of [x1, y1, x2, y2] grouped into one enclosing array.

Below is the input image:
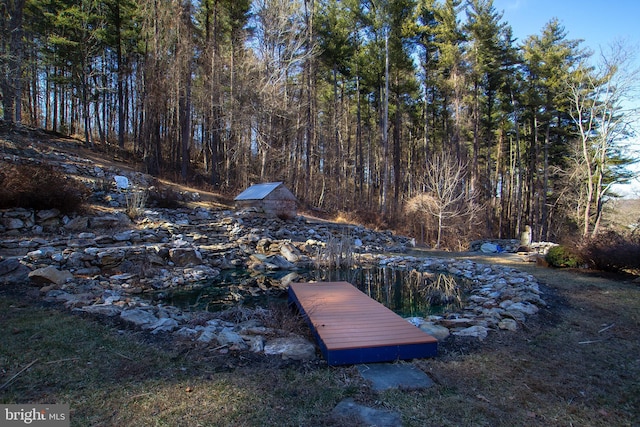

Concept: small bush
[[579, 231, 640, 274], [546, 245, 584, 268], [0, 162, 88, 213]]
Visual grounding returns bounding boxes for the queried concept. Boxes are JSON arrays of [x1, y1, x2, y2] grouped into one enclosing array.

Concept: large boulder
[[0, 258, 30, 284], [120, 308, 159, 328], [28, 266, 73, 286], [217, 328, 248, 350], [418, 322, 450, 341], [169, 248, 203, 266], [279, 242, 301, 263]]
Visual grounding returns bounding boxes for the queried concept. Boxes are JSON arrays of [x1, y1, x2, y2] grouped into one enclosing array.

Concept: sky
[[493, 0, 640, 49], [492, 0, 640, 197]]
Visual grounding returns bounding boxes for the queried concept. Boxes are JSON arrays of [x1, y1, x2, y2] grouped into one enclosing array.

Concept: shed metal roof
[[234, 182, 285, 201]]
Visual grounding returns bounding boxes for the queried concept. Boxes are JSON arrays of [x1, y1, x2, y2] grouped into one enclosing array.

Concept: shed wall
[[234, 184, 297, 219]]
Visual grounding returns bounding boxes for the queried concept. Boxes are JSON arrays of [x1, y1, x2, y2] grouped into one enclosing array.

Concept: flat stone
[[331, 398, 402, 427], [418, 322, 450, 341], [150, 317, 180, 334], [453, 325, 489, 340], [120, 308, 158, 327], [36, 209, 61, 221], [26, 247, 57, 259], [263, 336, 316, 361], [79, 304, 123, 317], [113, 230, 133, 241], [110, 273, 137, 281], [505, 301, 539, 315], [45, 291, 95, 307], [440, 317, 476, 328], [357, 363, 435, 391]]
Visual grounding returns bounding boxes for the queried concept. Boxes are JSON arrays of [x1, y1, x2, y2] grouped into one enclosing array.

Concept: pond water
[[154, 267, 468, 317], [308, 267, 467, 317]]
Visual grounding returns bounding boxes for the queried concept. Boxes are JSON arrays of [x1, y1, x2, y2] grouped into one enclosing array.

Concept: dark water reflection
[[309, 267, 466, 317], [155, 267, 467, 317]]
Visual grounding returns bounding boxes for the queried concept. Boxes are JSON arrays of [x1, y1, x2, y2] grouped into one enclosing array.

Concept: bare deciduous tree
[[406, 151, 478, 248], [567, 41, 640, 237], [249, 0, 317, 182]]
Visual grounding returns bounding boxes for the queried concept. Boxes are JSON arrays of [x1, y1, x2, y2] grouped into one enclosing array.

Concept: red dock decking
[[288, 282, 438, 365]]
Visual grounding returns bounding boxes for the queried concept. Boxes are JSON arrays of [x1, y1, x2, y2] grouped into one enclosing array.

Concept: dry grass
[[0, 291, 355, 426]]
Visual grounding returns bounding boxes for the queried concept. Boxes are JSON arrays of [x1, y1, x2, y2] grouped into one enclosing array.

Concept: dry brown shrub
[[147, 185, 183, 208], [579, 230, 640, 274], [0, 161, 89, 213], [255, 303, 308, 336]]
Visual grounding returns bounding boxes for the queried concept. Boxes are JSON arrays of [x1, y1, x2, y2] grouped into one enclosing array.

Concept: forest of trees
[[1, 0, 637, 247]]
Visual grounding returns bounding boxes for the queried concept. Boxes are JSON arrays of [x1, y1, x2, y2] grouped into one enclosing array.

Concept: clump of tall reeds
[[314, 231, 355, 270], [124, 189, 148, 219], [411, 271, 462, 306]]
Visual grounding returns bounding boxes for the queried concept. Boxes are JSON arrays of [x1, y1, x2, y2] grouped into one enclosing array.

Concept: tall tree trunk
[[302, 0, 315, 202], [52, 71, 58, 132], [494, 128, 503, 237], [528, 114, 539, 240], [115, 0, 126, 149], [1, 0, 25, 122], [81, 71, 93, 148], [393, 87, 401, 211], [381, 33, 390, 215], [356, 74, 363, 198], [472, 78, 480, 194], [179, 0, 192, 182], [180, 70, 191, 181], [541, 118, 551, 240], [510, 89, 524, 236]]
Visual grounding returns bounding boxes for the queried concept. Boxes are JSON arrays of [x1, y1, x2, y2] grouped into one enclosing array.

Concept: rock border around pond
[[1, 207, 546, 361]]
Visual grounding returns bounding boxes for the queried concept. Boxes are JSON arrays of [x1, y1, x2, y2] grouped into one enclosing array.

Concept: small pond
[[154, 267, 469, 317]]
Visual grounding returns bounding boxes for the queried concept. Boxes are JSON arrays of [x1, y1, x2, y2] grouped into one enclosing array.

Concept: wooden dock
[[288, 282, 438, 366]]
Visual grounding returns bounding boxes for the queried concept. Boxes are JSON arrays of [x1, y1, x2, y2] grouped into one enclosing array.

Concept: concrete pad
[[331, 398, 402, 427], [357, 363, 435, 391]]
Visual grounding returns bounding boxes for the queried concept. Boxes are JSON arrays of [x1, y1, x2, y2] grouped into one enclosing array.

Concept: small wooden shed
[[234, 182, 298, 219]]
